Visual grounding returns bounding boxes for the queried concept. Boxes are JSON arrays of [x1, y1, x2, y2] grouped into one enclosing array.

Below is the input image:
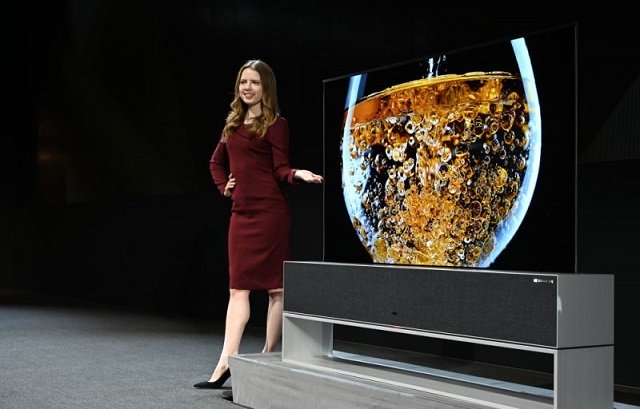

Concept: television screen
[[323, 24, 576, 273]]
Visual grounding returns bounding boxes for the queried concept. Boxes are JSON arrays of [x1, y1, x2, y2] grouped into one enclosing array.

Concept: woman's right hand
[[224, 173, 236, 197]]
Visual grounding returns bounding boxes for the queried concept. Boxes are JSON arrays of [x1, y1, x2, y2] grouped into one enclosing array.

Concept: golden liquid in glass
[[342, 72, 531, 267]]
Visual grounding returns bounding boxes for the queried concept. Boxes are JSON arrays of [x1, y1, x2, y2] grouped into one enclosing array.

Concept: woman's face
[[238, 68, 263, 108]]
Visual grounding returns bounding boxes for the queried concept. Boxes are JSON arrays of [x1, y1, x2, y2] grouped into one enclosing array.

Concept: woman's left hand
[[295, 169, 323, 183]]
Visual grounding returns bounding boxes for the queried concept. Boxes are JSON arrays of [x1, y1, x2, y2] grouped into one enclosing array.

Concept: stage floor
[[1, 289, 638, 408]]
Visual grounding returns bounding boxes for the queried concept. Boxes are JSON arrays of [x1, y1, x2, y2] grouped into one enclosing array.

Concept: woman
[[194, 59, 322, 389]]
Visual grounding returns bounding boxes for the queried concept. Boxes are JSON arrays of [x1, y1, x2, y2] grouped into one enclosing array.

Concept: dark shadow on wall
[[578, 158, 640, 388], [10, 192, 232, 318]]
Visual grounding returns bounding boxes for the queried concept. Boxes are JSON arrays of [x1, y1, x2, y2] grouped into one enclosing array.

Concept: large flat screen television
[[323, 24, 577, 274]]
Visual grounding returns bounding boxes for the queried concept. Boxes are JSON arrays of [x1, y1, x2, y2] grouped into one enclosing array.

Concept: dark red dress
[[209, 117, 297, 290]]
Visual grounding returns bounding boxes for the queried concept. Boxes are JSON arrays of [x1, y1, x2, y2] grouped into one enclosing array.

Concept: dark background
[[4, 0, 639, 396]]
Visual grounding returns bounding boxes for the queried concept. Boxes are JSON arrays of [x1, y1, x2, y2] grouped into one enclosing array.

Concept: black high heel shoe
[[193, 368, 231, 389]]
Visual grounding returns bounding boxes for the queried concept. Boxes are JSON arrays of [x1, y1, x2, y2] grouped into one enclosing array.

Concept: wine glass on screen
[[340, 38, 540, 268]]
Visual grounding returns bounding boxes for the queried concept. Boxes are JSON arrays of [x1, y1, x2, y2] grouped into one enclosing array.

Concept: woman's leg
[[262, 288, 284, 353], [210, 288, 251, 381]]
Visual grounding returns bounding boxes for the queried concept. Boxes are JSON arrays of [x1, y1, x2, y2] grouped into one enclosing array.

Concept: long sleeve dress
[[209, 116, 297, 289]]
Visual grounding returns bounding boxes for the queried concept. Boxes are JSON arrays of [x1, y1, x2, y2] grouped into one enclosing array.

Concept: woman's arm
[[268, 117, 323, 184], [209, 141, 230, 195]]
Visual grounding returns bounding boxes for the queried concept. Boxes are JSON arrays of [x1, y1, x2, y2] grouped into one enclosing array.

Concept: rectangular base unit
[[233, 262, 614, 409]]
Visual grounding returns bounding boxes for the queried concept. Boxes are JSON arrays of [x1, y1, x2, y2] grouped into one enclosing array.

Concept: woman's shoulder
[[274, 115, 288, 126], [264, 116, 289, 143], [269, 115, 288, 132]]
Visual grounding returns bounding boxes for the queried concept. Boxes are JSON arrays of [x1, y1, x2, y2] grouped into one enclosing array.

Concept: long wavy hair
[[221, 59, 279, 142]]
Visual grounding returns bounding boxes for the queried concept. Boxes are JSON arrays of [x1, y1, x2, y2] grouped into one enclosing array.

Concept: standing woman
[[194, 59, 323, 389]]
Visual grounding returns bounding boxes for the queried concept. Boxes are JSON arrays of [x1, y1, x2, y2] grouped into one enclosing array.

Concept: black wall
[[4, 0, 639, 390]]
